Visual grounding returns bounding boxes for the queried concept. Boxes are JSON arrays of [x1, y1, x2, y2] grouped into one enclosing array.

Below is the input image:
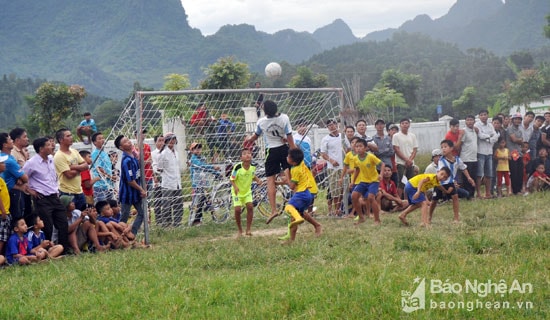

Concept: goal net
[[102, 88, 343, 239]]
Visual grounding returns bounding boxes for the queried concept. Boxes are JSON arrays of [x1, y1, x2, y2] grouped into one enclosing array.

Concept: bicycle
[[187, 167, 232, 226]]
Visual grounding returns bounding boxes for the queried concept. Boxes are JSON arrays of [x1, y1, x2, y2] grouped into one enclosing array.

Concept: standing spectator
[[216, 114, 236, 160], [23, 137, 70, 255], [188, 142, 220, 226], [343, 125, 356, 152], [392, 118, 418, 198], [133, 129, 154, 191], [460, 115, 478, 198], [519, 111, 535, 143], [386, 123, 400, 187], [474, 111, 497, 199], [293, 120, 313, 168], [506, 113, 524, 195], [494, 137, 512, 197], [530, 115, 545, 159], [244, 100, 295, 220], [0, 132, 28, 220], [539, 112, 550, 149], [91, 132, 114, 202], [190, 102, 215, 134], [151, 135, 164, 225], [0, 154, 11, 256], [444, 119, 464, 156], [10, 128, 32, 219], [321, 119, 344, 216], [79, 150, 100, 206], [76, 112, 97, 145], [491, 117, 507, 195], [354, 120, 378, 152], [114, 135, 147, 235], [373, 119, 394, 169], [157, 133, 183, 227], [54, 128, 88, 211]]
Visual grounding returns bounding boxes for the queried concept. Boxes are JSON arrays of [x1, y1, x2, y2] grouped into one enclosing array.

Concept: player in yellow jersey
[[340, 136, 360, 218], [351, 139, 384, 225], [398, 167, 451, 227]]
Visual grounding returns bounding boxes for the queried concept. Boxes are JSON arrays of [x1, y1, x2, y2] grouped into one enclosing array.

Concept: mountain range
[[0, 0, 548, 98]]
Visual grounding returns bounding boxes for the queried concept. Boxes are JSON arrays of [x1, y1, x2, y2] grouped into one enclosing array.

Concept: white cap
[[431, 149, 442, 157]]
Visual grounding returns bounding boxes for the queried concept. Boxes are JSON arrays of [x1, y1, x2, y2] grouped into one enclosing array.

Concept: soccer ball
[[265, 62, 282, 79]]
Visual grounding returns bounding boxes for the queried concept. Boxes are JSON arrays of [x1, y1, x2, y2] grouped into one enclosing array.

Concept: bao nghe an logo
[[401, 277, 426, 313]]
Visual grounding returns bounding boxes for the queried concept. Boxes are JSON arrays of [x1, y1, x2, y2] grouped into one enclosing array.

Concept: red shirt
[[80, 169, 93, 196], [380, 178, 397, 197], [445, 130, 460, 156], [190, 109, 207, 125]]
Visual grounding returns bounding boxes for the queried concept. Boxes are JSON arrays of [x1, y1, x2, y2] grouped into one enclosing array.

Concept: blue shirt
[[217, 119, 235, 135], [6, 233, 33, 264], [79, 119, 97, 132], [0, 152, 24, 190], [190, 154, 218, 188], [119, 152, 142, 205], [98, 216, 119, 224], [91, 149, 113, 190], [26, 230, 45, 249]]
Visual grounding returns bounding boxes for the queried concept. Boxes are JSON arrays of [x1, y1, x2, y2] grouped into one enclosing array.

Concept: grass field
[[1, 189, 548, 319]]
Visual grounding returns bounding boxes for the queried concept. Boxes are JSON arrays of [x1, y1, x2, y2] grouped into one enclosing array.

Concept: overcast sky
[[181, 0, 457, 37]]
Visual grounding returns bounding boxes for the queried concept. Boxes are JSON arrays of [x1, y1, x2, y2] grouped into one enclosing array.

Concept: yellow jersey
[[290, 161, 315, 193], [408, 174, 441, 193], [352, 153, 382, 183]]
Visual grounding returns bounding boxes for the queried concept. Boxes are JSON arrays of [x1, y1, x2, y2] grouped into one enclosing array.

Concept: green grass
[[1, 191, 549, 319]]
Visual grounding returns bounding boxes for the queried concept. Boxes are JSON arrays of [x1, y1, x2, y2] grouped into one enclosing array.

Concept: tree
[[377, 69, 421, 108], [199, 56, 250, 89], [359, 86, 407, 122], [506, 69, 545, 108], [94, 99, 125, 134], [287, 66, 328, 88], [452, 86, 477, 118], [28, 82, 86, 135], [162, 74, 191, 91]]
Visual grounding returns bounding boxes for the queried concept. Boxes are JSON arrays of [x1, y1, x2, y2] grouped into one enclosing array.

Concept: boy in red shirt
[[79, 150, 100, 206], [377, 165, 407, 212]]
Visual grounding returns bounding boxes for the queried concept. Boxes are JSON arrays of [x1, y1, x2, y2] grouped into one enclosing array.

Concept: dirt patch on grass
[[209, 227, 288, 241]]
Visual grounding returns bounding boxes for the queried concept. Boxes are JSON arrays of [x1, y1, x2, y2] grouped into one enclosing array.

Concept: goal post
[[104, 87, 344, 243]]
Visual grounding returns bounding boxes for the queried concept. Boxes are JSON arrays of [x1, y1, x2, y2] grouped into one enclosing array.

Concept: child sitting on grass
[[527, 163, 550, 193], [62, 195, 109, 254], [377, 165, 408, 212], [5, 218, 39, 265], [230, 149, 263, 237], [96, 200, 134, 248], [25, 215, 64, 260], [351, 139, 384, 225], [267, 148, 320, 242], [398, 167, 451, 228]]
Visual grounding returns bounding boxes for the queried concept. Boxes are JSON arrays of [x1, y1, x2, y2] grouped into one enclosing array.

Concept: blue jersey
[[119, 152, 142, 205], [189, 154, 218, 188], [0, 152, 24, 190], [91, 149, 113, 190], [6, 233, 33, 264], [25, 230, 45, 250], [98, 216, 119, 224], [79, 119, 97, 132]]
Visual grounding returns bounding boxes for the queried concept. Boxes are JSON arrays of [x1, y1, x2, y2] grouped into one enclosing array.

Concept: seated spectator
[[527, 163, 550, 193], [377, 165, 408, 212], [76, 112, 97, 144], [25, 215, 64, 260], [95, 201, 134, 249], [61, 195, 109, 254], [5, 217, 39, 265]]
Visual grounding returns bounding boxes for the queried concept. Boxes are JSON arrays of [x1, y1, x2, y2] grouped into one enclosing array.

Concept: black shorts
[[432, 183, 457, 200], [265, 145, 290, 177]]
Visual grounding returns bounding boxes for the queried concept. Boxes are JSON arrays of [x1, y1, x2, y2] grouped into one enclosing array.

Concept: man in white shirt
[[392, 118, 418, 198], [157, 133, 182, 227], [151, 134, 164, 226], [474, 110, 497, 198], [321, 119, 344, 216]]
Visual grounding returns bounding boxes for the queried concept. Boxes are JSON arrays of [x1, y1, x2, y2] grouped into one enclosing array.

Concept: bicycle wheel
[[210, 182, 232, 223], [256, 184, 289, 218]]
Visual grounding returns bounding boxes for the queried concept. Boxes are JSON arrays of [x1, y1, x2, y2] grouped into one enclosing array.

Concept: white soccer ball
[[265, 62, 282, 79]]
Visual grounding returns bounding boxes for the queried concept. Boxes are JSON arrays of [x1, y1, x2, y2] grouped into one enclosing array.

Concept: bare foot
[[354, 218, 366, 225], [314, 225, 323, 237], [398, 215, 409, 226], [373, 220, 381, 226], [266, 212, 280, 224], [281, 240, 294, 245], [236, 232, 243, 238], [245, 232, 252, 236]]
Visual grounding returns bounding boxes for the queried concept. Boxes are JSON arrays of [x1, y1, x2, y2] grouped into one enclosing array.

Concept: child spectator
[[378, 165, 408, 212], [96, 200, 134, 248], [351, 139, 384, 225], [61, 195, 108, 254], [230, 149, 263, 237], [216, 113, 236, 159], [398, 168, 451, 227], [527, 163, 550, 193], [86, 203, 116, 249], [0, 154, 11, 256], [76, 112, 97, 144], [444, 118, 464, 156], [494, 137, 512, 197], [293, 120, 313, 168], [79, 150, 100, 206], [108, 199, 122, 221], [5, 217, 39, 265], [25, 215, 64, 259], [429, 140, 475, 223], [188, 142, 221, 226]]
